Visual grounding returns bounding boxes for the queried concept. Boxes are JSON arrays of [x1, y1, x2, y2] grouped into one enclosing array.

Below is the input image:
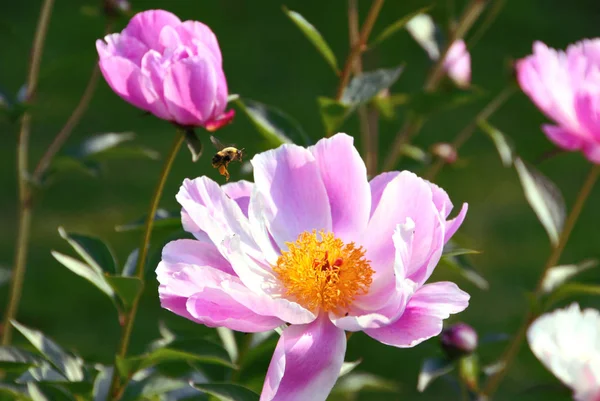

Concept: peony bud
[[440, 322, 478, 358], [431, 142, 458, 164], [443, 40, 471, 88], [96, 9, 234, 130]]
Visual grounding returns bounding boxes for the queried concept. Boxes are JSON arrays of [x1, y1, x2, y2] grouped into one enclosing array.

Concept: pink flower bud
[[443, 40, 471, 88], [441, 322, 478, 358], [96, 9, 234, 130], [431, 142, 458, 164]]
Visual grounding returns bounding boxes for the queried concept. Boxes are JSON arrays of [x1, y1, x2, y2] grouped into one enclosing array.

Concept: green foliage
[[192, 383, 260, 401], [417, 357, 454, 392]]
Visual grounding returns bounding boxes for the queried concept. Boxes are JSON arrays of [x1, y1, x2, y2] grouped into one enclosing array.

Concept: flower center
[[273, 230, 374, 314]]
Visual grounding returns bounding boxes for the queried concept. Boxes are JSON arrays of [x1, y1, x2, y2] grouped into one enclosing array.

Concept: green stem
[[424, 85, 516, 180], [1, 0, 55, 346], [231, 334, 253, 383], [108, 130, 185, 400], [482, 163, 600, 398]]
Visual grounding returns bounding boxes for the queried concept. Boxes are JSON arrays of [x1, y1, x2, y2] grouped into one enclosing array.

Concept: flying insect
[[210, 136, 244, 182]]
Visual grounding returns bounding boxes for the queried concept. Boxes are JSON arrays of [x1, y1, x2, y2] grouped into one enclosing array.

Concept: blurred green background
[[2, 0, 600, 400]]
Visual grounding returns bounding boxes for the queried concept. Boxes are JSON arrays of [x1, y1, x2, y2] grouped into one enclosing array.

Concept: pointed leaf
[[0, 383, 29, 400], [0, 346, 41, 372], [341, 66, 404, 107], [317, 97, 350, 135], [546, 283, 600, 309], [333, 372, 398, 394], [399, 144, 431, 164], [541, 259, 598, 294], [478, 119, 514, 167], [92, 366, 112, 401], [406, 13, 443, 60], [184, 128, 203, 162], [283, 8, 339, 73], [440, 255, 489, 290], [216, 328, 238, 362], [235, 98, 311, 147], [69, 132, 135, 158], [442, 248, 481, 258], [417, 357, 454, 392], [371, 6, 433, 47], [27, 383, 75, 401], [121, 249, 139, 277], [11, 321, 84, 381], [58, 227, 117, 275], [51, 251, 115, 302], [410, 87, 485, 116], [104, 276, 143, 310], [87, 146, 160, 161], [115, 209, 180, 233], [192, 383, 259, 401], [514, 158, 566, 246], [0, 266, 11, 287], [339, 359, 362, 377]]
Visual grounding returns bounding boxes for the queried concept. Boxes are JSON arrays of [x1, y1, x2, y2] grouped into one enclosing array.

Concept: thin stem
[[483, 163, 600, 398], [231, 334, 253, 383], [1, 0, 55, 346], [335, 0, 385, 101], [381, 114, 424, 171], [32, 65, 101, 181], [424, 0, 486, 92], [425, 86, 516, 180], [468, 0, 507, 49], [347, 0, 377, 176], [108, 131, 185, 399]]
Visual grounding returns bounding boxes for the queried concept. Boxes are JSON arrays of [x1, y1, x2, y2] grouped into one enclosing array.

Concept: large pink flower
[[517, 40, 600, 163], [96, 9, 233, 130], [156, 133, 470, 401]]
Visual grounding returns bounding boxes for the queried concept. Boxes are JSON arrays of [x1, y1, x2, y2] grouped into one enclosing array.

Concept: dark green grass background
[[1, 0, 600, 399]]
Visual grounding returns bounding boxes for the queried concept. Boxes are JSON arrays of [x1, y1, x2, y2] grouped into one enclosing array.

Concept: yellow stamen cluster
[[273, 230, 374, 314]]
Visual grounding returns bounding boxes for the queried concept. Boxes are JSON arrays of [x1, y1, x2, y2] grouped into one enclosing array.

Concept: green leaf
[[410, 87, 485, 116], [478, 119, 514, 167], [341, 66, 404, 108], [333, 373, 398, 394], [545, 283, 600, 309], [183, 128, 203, 162], [339, 359, 362, 378], [92, 366, 112, 401], [0, 266, 11, 287], [121, 375, 194, 401], [69, 132, 135, 158], [317, 97, 351, 135], [235, 98, 311, 147], [0, 346, 41, 372], [115, 209, 181, 233], [216, 327, 238, 362], [0, 383, 29, 400], [541, 259, 598, 294], [192, 383, 259, 401], [58, 227, 117, 275], [399, 144, 431, 164], [405, 13, 443, 60], [283, 8, 339, 73], [26, 383, 75, 401], [121, 249, 139, 277], [86, 145, 160, 161], [51, 251, 115, 302], [371, 6, 433, 47], [104, 276, 143, 310], [440, 255, 488, 290], [41, 157, 101, 184], [417, 357, 454, 392], [442, 248, 481, 258], [118, 338, 235, 378], [11, 321, 84, 382], [514, 157, 566, 246]]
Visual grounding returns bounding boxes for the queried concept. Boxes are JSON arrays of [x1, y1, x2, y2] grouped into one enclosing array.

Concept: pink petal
[[363, 171, 441, 303], [139, 50, 171, 119], [260, 315, 346, 401], [365, 282, 470, 347], [308, 134, 370, 243], [176, 177, 272, 290], [369, 171, 399, 217], [222, 180, 253, 217], [158, 25, 183, 50], [574, 91, 600, 142], [250, 144, 332, 249], [542, 124, 584, 150], [205, 109, 235, 132], [159, 238, 234, 277], [122, 10, 182, 51], [443, 40, 471, 88], [582, 142, 600, 164], [98, 56, 153, 113], [444, 203, 468, 244], [176, 20, 223, 66], [96, 34, 148, 66], [163, 55, 218, 126], [187, 289, 284, 332]]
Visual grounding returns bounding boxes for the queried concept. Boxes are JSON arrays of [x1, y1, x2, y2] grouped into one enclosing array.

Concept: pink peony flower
[[517, 40, 600, 163], [443, 40, 471, 88], [156, 133, 470, 401], [528, 304, 600, 401], [96, 9, 233, 130]]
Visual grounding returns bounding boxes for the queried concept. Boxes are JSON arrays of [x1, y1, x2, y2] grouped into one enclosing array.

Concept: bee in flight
[[210, 136, 244, 182]]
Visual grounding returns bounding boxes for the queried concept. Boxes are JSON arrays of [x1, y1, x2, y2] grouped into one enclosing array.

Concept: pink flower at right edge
[[517, 40, 600, 163], [528, 304, 600, 401], [96, 9, 234, 130], [156, 133, 470, 401], [443, 40, 471, 88]]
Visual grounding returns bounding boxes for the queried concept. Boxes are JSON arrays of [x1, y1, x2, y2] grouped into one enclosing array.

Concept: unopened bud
[[431, 142, 457, 164], [103, 0, 131, 17], [440, 322, 478, 358]]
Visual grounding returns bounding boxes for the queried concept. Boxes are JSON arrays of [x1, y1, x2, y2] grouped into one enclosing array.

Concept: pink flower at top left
[[96, 9, 234, 130]]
